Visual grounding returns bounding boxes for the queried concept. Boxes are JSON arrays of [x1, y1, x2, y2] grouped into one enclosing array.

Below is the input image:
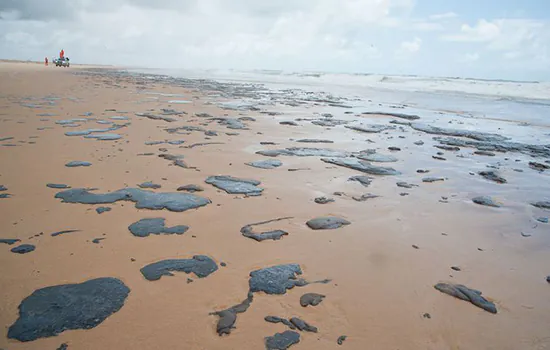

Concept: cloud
[[0, 0, 76, 20], [485, 19, 546, 51], [443, 19, 500, 42], [406, 11, 457, 32], [460, 52, 479, 62], [442, 18, 549, 62], [504, 51, 522, 59], [0, 0, 549, 80], [412, 20, 443, 31], [0, 0, 411, 22], [442, 18, 548, 50], [0, 0, 415, 70], [441, 17, 550, 77], [398, 37, 422, 54], [429, 12, 458, 20]]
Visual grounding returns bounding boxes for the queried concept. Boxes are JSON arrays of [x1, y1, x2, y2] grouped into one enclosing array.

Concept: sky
[[1, 0, 549, 81]]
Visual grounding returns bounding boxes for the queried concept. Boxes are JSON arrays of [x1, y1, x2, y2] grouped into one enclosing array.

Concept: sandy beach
[[1, 61, 549, 350]]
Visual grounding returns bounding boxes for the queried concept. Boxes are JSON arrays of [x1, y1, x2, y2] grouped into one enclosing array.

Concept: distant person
[[45, 57, 48, 66], [60, 49, 64, 59]]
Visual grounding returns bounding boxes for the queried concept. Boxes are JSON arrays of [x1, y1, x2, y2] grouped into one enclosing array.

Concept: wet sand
[[1, 61, 549, 350]]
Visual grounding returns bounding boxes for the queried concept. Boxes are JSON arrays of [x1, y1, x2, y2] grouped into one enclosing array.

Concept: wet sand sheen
[[0, 61, 549, 350]]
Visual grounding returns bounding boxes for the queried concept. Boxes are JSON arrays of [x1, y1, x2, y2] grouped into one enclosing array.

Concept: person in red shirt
[[60, 49, 64, 59]]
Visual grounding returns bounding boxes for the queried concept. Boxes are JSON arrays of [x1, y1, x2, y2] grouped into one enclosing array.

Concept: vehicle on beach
[[53, 57, 70, 67]]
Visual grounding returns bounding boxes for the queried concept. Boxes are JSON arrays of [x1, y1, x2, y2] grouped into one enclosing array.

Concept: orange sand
[[0, 62, 549, 350]]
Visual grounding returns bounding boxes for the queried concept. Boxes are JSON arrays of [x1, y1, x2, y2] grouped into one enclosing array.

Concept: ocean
[[130, 68, 550, 144]]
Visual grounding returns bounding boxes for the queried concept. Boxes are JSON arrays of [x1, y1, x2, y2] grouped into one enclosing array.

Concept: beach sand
[[0, 61, 549, 350]]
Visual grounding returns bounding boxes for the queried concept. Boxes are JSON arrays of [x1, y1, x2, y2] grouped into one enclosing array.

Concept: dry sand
[[0, 61, 549, 350]]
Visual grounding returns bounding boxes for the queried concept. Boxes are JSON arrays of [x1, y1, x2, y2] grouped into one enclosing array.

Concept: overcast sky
[[1, 0, 549, 81]]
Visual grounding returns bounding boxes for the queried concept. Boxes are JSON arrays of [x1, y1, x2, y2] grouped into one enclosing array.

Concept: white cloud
[[1, 1, 549, 80], [429, 12, 458, 20], [486, 19, 545, 51], [442, 18, 549, 69], [504, 51, 522, 59], [439, 17, 550, 78], [0, 0, 415, 70], [443, 19, 500, 42], [460, 52, 479, 62], [412, 20, 443, 31], [398, 37, 422, 54], [442, 18, 548, 51]]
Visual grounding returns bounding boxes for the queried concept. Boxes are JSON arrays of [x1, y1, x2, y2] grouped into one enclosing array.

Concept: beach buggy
[[54, 57, 70, 67]]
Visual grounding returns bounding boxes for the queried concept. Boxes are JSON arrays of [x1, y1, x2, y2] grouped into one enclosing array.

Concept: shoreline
[[0, 61, 549, 350], [0, 58, 117, 68], [124, 66, 550, 103], [121, 66, 550, 130]]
